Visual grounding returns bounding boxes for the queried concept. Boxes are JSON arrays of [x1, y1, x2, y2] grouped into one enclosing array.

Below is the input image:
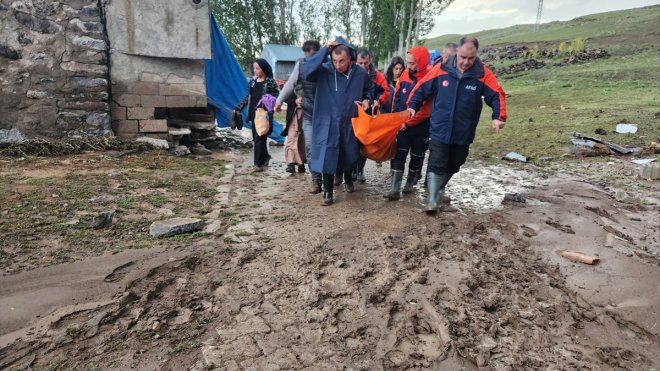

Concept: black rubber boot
[[322, 174, 334, 205], [425, 172, 446, 213], [343, 171, 355, 193], [402, 170, 420, 193], [384, 170, 403, 200]]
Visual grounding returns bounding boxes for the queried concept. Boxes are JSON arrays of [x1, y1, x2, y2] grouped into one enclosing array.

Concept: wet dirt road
[[1, 146, 659, 370]]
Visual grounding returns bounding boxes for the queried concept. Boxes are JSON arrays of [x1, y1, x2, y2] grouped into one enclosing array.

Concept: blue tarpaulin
[[204, 15, 285, 143]]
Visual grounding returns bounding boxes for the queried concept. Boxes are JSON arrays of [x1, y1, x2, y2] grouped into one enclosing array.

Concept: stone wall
[[0, 0, 112, 142]]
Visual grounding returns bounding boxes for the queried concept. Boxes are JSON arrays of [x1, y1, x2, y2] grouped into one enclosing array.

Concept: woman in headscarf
[[382, 56, 405, 113], [234, 59, 280, 172]]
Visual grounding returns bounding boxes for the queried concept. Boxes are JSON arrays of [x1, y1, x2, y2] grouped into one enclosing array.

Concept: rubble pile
[[556, 48, 610, 65], [495, 59, 546, 75], [481, 45, 529, 61]]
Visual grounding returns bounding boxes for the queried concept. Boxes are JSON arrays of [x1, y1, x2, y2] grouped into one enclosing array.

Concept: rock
[[594, 128, 607, 135], [27, 90, 52, 99], [92, 211, 114, 229], [191, 143, 212, 155], [168, 128, 191, 136], [149, 217, 204, 238], [69, 19, 104, 34], [171, 145, 191, 156], [613, 190, 639, 204], [504, 152, 527, 163], [14, 11, 61, 34], [202, 220, 222, 234], [86, 113, 110, 129], [71, 35, 107, 51], [136, 136, 169, 149], [503, 193, 526, 203], [72, 77, 108, 87], [0, 128, 27, 143], [0, 44, 22, 59]]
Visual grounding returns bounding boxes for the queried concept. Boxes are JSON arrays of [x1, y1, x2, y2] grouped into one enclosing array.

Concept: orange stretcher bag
[[351, 104, 409, 161]]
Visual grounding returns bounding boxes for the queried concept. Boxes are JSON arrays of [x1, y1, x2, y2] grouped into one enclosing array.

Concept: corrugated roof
[[261, 44, 304, 63]]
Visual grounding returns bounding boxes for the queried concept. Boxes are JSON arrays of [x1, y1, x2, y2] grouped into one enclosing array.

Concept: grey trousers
[[302, 116, 321, 181]]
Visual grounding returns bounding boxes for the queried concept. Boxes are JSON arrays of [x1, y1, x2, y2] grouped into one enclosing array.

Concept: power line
[[534, 0, 543, 32]]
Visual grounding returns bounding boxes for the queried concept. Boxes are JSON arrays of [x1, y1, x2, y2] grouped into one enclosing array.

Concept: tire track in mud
[[1, 154, 657, 370]]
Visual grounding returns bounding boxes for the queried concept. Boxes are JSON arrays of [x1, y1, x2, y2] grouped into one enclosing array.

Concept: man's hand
[[491, 119, 505, 133], [274, 103, 282, 113], [295, 97, 302, 107], [407, 108, 416, 118], [361, 99, 369, 111], [371, 100, 380, 116], [328, 41, 340, 51], [399, 123, 407, 131]]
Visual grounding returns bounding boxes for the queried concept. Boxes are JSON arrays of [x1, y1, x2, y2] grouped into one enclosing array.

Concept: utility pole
[[534, 0, 543, 32]]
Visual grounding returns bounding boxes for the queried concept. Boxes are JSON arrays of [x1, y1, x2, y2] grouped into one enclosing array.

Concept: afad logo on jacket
[[442, 80, 449, 88]]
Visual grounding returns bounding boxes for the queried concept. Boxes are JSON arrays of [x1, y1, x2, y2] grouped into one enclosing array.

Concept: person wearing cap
[[408, 36, 507, 213], [233, 59, 280, 172], [300, 37, 374, 205], [384, 45, 432, 200]]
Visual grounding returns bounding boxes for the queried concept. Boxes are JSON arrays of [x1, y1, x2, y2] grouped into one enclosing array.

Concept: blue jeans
[[302, 116, 321, 181]]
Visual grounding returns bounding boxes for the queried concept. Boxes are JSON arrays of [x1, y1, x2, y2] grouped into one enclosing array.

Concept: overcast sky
[[428, 0, 659, 37]]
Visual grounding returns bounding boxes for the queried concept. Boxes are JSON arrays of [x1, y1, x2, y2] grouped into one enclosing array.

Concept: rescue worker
[[407, 36, 507, 213], [384, 46, 431, 200]]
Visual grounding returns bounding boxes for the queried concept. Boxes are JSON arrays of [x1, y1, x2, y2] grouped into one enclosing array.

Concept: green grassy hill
[[425, 5, 660, 49], [422, 6, 660, 162]]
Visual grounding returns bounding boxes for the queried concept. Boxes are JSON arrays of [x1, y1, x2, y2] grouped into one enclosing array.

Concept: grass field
[[423, 5, 660, 162]]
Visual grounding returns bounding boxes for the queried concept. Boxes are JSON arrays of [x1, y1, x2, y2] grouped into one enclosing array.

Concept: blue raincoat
[[300, 39, 374, 174]]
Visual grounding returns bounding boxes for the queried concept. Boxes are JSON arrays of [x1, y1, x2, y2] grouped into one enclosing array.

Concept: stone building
[[0, 0, 213, 145]]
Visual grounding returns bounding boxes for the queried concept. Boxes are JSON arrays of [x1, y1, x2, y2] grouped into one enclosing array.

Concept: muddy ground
[[0, 145, 659, 370]]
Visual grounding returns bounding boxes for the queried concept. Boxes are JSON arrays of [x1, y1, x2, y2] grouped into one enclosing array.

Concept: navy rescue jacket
[[407, 55, 507, 145]]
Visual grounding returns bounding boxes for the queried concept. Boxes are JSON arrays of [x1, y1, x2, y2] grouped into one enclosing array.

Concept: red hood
[[407, 46, 430, 77]]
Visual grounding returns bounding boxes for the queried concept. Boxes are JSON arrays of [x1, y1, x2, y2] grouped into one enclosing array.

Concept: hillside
[[420, 5, 660, 162], [425, 5, 660, 49]]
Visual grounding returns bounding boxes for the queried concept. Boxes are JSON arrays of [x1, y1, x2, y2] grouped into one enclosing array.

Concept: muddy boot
[[343, 171, 355, 193], [402, 170, 420, 193], [286, 163, 296, 173], [425, 172, 445, 213], [356, 171, 366, 184], [322, 191, 334, 205], [322, 175, 334, 205], [333, 174, 343, 186], [298, 164, 306, 173], [383, 170, 403, 200], [309, 179, 322, 194]]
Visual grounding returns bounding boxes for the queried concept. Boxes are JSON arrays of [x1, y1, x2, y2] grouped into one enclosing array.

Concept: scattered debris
[[559, 251, 600, 265], [639, 164, 660, 180], [149, 217, 204, 238], [572, 133, 639, 155], [504, 152, 528, 163], [503, 193, 526, 203], [191, 143, 213, 156], [136, 136, 169, 149], [615, 123, 638, 134], [555, 48, 609, 66], [496, 59, 546, 75], [110, 148, 141, 158], [171, 145, 191, 157], [0, 137, 153, 157], [92, 211, 114, 229], [631, 158, 655, 165]]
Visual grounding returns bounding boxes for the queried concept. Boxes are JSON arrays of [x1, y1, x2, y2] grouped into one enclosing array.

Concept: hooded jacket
[[392, 46, 431, 127], [408, 55, 507, 145], [367, 63, 390, 106], [299, 37, 375, 174]]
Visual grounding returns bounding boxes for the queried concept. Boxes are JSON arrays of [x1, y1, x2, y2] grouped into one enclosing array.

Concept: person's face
[[356, 54, 370, 70], [442, 49, 451, 62], [456, 44, 477, 73], [332, 50, 351, 74], [393, 63, 404, 79], [253, 62, 264, 79], [405, 53, 417, 72]]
